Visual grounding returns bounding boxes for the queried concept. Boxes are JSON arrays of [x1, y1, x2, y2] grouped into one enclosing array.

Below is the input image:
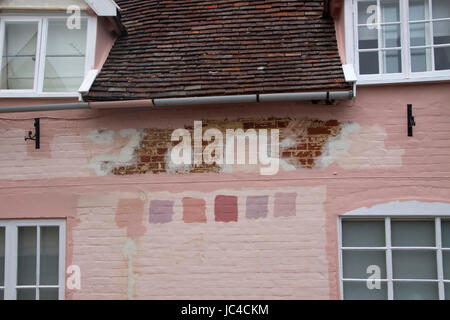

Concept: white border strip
[[343, 201, 450, 217]]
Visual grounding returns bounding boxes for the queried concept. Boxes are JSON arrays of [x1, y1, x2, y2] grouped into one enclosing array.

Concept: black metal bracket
[[325, 92, 334, 105], [25, 118, 40, 149], [407, 104, 416, 137]]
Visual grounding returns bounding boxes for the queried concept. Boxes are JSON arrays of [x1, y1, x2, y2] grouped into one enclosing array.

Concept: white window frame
[[338, 201, 450, 300], [345, 0, 450, 85], [0, 219, 66, 300], [0, 12, 97, 98]]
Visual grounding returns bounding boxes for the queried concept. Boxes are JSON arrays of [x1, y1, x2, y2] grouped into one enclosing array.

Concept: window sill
[[0, 92, 81, 99], [356, 74, 450, 86]]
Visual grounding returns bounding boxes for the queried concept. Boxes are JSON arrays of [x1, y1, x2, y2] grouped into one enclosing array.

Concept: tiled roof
[[86, 0, 351, 101]]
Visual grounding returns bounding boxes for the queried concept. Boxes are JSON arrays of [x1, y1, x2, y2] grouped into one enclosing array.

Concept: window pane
[[0, 288, 3, 300], [40, 227, 59, 286], [16, 288, 36, 300], [0, 227, 4, 287], [43, 19, 87, 92], [39, 288, 58, 300], [392, 250, 437, 279], [433, 21, 450, 45], [411, 48, 433, 72], [382, 25, 401, 48], [343, 281, 388, 300], [394, 282, 439, 300], [342, 220, 385, 247], [0, 22, 38, 90], [434, 46, 450, 70], [360, 51, 379, 74], [432, 0, 450, 19], [409, 0, 430, 21], [343, 250, 387, 279], [381, 0, 400, 23], [443, 251, 450, 280], [358, 1, 377, 25], [382, 50, 402, 73], [359, 26, 378, 49], [391, 220, 435, 247], [442, 220, 450, 248], [17, 227, 37, 286], [410, 22, 432, 46], [446, 283, 450, 300]]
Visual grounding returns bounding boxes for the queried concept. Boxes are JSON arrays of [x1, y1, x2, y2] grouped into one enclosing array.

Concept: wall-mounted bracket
[[25, 118, 40, 149], [407, 104, 416, 137]]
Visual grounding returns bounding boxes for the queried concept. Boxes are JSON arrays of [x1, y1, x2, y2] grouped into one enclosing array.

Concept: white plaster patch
[[120, 238, 138, 300], [280, 158, 300, 172], [343, 200, 450, 216], [317, 123, 405, 169], [86, 129, 115, 146], [88, 129, 145, 176], [316, 122, 360, 168]]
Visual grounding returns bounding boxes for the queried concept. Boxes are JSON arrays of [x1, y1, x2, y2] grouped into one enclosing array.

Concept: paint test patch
[[246, 196, 269, 219], [214, 195, 238, 222], [115, 198, 146, 239], [182, 197, 207, 223], [274, 193, 297, 217], [149, 200, 174, 224]]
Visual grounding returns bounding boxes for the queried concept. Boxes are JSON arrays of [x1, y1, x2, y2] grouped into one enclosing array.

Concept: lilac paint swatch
[[246, 196, 269, 219], [149, 200, 174, 224], [274, 193, 297, 217]]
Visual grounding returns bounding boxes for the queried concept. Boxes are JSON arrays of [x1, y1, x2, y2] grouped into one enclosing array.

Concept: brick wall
[[111, 117, 342, 176]]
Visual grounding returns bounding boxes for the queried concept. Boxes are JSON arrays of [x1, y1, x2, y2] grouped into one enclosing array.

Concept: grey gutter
[[153, 94, 256, 107], [258, 91, 353, 102], [0, 102, 90, 113], [0, 90, 353, 113]]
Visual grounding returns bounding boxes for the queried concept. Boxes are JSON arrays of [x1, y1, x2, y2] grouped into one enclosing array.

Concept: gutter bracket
[[326, 92, 333, 105]]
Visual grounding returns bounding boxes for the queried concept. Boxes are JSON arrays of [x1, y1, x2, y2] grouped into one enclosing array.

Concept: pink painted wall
[[331, 0, 346, 64], [94, 16, 118, 70], [1, 82, 450, 299]]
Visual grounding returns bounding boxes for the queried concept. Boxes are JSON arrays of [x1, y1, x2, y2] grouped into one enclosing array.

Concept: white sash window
[[0, 13, 96, 97], [346, 0, 450, 84], [0, 220, 65, 301]]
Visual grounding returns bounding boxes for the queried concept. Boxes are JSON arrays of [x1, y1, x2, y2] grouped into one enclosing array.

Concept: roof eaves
[[84, 0, 120, 16]]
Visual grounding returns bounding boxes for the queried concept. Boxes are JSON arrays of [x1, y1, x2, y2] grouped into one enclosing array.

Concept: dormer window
[[0, 14, 96, 97], [347, 0, 450, 84]]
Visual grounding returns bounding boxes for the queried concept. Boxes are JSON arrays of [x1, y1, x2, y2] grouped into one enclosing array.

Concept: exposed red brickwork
[[111, 117, 341, 175], [112, 128, 172, 175]]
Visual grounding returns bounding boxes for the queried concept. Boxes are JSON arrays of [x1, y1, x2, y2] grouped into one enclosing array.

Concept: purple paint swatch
[[215, 195, 238, 222], [274, 193, 297, 217], [246, 196, 269, 219], [149, 200, 174, 224]]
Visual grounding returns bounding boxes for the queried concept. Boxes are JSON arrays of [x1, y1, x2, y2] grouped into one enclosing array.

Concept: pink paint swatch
[[246, 196, 269, 219], [149, 200, 174, 224], [115, 198, 146, 239], [182, 197, 207, 223], [274, 193, 297, 217], [214, 195, 238, 222]]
